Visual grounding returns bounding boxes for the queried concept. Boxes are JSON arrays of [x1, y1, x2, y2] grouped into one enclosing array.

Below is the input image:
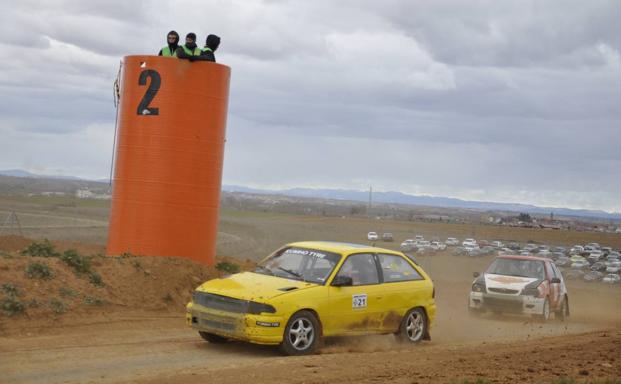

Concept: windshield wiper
[[254, 266, 274, 275], [277, 267, 303, 280]]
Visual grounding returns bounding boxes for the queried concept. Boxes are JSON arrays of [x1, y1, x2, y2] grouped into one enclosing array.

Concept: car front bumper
[[469, 292, 545, 315], [187, 302, 285, 345]]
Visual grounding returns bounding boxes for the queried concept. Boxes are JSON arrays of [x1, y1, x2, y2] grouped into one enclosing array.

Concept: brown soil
[[0, 235, 620, 384]]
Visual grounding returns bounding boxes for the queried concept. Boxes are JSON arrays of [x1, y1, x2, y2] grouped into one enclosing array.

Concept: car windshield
[[486, 258, 545, 279], [255, 247, 342, 284]]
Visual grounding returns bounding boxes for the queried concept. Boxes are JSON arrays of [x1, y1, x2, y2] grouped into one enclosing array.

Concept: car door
[[375, 253, 426, 332], [325, 253, 384, 336]]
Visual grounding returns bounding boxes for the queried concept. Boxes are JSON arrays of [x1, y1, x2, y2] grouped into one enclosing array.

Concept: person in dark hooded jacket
[[200, 34, 220, 62], [158, 30, 180, 57], [175, 32, 202, 60]]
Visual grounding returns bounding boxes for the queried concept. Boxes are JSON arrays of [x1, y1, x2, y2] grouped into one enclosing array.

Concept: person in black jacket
[[200, 34, 221, 62], [175, 33, 202, 60], [158, 30, 180, 57]]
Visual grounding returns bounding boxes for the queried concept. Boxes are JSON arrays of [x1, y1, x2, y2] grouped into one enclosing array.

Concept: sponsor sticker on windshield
[[287, 248, 327, 259]]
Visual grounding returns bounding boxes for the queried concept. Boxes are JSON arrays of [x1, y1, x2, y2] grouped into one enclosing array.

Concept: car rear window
[[377, 254, 423, 282]]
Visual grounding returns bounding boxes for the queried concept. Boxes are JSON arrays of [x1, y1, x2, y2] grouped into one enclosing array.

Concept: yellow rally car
[[186, 241, 436, 355]]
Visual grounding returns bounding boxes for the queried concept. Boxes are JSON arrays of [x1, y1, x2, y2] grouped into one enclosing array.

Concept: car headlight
[[247, 301, 276, 314], [521, 280, 544, 297], [472, 281, 486, 293]]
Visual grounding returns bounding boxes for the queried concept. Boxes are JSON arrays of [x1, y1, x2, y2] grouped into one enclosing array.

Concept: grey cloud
[[1, 0, 620, 211]]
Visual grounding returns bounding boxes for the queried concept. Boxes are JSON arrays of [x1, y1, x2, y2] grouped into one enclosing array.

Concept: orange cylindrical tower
[[107, 55, 230, 265]]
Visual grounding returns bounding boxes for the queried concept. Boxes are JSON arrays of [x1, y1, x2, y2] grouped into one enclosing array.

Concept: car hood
[[196, 272, 318, 302], [485, 273, 539, 291]]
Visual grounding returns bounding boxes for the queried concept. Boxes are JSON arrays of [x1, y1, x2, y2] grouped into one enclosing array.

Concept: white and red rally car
[[469, 255, 569, 321]]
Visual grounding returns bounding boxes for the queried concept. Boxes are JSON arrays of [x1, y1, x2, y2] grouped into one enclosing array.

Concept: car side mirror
[[551, 277, 561, 284], [332, 275, 353, 287], [473, 272, 480, 278]]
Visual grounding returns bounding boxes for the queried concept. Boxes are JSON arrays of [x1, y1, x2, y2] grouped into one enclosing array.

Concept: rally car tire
[[280, 310, 320, 356], [555, 296, 569, 321], [199, 331, 228, 343], [397, 307, 427, 343], [538, 297, 550, 321]]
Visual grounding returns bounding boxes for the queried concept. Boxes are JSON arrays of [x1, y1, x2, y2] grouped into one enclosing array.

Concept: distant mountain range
[[222, 186, 621, 221], [1, 169, 619, 220], [0, 169, 83, 181]]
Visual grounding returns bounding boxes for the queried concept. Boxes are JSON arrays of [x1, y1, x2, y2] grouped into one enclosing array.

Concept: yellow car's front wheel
[[280, 310, 320, 356]]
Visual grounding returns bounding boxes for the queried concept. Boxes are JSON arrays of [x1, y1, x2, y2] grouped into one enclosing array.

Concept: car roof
[[287, 241, 402, 255], [498, 255, 549, 262]]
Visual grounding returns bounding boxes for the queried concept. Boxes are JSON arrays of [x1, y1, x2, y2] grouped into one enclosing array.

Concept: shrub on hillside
[[1, 283, 20, 297], [83, 296, 105, 306], [59, 249, 92, 275], [49, 299, 67, 314], [88, 272, 104, 287], [25, 262, 54, 280], [21, 239, 59, 258], [216, 261, 240, 274], [1, 296, 24, 316]]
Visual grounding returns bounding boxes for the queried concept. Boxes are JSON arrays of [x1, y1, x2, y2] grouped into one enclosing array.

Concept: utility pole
[[0, 211, 23, 236], [367, 185, 373, 218]]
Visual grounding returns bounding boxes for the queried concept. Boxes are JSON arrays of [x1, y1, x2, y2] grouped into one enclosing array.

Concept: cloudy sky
[[1, 0, 620, 212]]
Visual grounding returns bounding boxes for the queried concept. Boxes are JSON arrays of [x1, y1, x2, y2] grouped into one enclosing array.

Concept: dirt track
[[1, 250, 620, 383]]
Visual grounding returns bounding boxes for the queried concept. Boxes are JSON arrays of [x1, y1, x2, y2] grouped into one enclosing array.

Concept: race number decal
[[352, 294, 367, 309], [137, 69, 161, 116]]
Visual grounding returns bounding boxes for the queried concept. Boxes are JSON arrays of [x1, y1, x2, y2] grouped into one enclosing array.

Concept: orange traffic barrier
[[107, 55, 231, 265]]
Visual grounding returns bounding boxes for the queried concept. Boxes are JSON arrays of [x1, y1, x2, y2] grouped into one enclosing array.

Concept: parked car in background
[[462, 238, 477, 247], [382, 233, 394, 242], [490, 241, 504, 248], [430, 241, 446, 251], [400, 239, 416, 251], [538, 249, 552, 258], [415, 235, 424, 241], [590, 262, 607, 272], [552, 246, 566, 254], [367, 232, 378, 241], [570, 255, 587, 263], [602, 274, 620, 284], [497, 248, 513, 256], [571, 259, 590, 269], [605, 261, 621, 274], [587, 250, 603, 263], [554, 257, 571, 267], [416, 240, 432, 250], [583, 271, 604, 282], [469, 255, 569, 321], [445, 237, 459, 246], [570, 245, 584, 254]]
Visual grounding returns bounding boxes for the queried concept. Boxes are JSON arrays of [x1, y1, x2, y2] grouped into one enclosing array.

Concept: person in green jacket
[[158, 30, 179, 57], [175, 33, 202, 60], [200, 34, 220, 62]]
